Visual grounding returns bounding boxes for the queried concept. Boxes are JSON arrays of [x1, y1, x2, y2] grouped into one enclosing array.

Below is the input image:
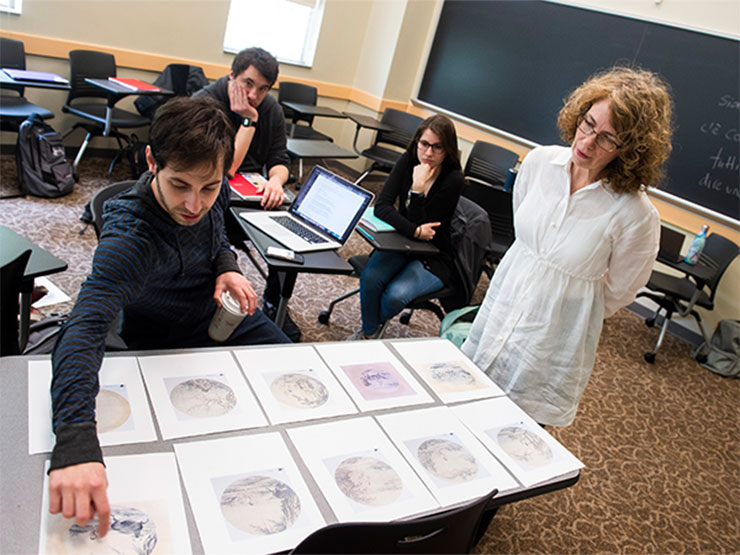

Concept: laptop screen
[[290, 167, 374, 243]]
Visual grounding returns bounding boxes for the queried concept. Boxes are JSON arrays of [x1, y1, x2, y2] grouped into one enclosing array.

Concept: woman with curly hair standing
[[462, 66, 674, 427]]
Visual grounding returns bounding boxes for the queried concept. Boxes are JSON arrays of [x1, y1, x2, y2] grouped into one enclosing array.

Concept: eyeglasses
[[418, 139, 444, 154], [576, 113, 621, 153]]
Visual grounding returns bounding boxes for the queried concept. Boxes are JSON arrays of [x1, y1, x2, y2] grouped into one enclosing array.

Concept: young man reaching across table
[[48, 96, 289, 537], [195, 46, 302, 341]]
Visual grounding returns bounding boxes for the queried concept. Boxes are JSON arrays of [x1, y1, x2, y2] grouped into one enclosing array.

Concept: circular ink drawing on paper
[[416, 438, 478, 483], [270, 373, 329, 409], [334, 455, 403, 506], [428, 362, 477, 389], [497, 426, 553, 468], [220, 475, 301, 535], [169, 377, 237, 418], [96, 388, 131, 433], [360, 368, 400, 392], [63, 505, 157, 554]]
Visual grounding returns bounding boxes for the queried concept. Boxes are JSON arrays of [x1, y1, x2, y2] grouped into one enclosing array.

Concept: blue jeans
[[359, 250, 443, 335]]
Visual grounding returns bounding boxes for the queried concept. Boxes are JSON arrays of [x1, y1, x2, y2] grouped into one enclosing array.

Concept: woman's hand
[[412, 163, 434, 192], [415, 222, 440, 241]]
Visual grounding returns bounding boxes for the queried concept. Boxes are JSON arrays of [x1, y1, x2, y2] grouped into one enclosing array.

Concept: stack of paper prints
[[391, 338, 505, 402], [174, 433, 325, 554], [39, 453, 191, 554], [28, 358, 157, 454], [452, 398, 584, 487], [315, 342, 433, 411], [288, 417, 439, 522], [377, 406, 519, 506], [233, 345, 357, 424], [138, 351, 267, 439]]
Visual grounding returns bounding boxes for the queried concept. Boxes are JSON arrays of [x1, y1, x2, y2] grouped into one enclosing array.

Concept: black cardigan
[[374, 150, 465, 283]]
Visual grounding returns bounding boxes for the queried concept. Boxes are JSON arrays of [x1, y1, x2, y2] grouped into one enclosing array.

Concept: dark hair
[[408, 114, 461, 171], [149, 96, 234, 174], [231, 47, 279, 86], [557, 66, 673, 193]]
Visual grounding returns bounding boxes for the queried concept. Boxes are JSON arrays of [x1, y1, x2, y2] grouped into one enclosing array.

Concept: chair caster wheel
[[696, 353, 708, 364], [318, 311, 330, 325], [399, 313, 411, 325], [645, 318, 656, 328], [644, 352, 656, 364]]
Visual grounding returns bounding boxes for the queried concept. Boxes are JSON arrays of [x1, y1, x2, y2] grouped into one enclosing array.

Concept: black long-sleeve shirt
[[374, 150, 465, 283]]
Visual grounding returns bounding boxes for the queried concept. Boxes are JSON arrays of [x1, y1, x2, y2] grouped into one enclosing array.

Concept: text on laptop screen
[[291, 169, 371, 241]]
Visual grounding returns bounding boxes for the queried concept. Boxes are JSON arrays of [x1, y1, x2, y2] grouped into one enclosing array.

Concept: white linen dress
[[461, 145, 660, 426]]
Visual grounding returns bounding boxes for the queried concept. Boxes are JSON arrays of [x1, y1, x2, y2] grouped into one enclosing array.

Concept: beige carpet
[[2, 154, 738, 554]]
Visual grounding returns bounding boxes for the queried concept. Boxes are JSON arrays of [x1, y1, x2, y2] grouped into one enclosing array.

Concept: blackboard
[[418, 1, 740, 221]]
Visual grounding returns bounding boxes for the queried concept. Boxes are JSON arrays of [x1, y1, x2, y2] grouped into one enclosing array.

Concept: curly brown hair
[[557, 66, 673, 194]]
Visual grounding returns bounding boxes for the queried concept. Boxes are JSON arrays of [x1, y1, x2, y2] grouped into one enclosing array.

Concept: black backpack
[[16, 113, 75, 198]]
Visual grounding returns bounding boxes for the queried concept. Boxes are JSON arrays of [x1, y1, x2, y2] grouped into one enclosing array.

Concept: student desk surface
[[0, 342, 579, 554]]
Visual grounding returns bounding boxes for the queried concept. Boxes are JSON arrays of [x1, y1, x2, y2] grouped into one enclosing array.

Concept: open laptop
[[658, 225, 685, 263], [239, 166, 374, 253]]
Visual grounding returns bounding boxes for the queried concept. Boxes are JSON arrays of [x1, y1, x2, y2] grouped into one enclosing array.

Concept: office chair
[[0, 38, 54, 132], [290, 488, 497, 554], [637, 233, 740, 364], [90, 180, 136, 238], [0, 249, 32, 356], [464, 140, 519, 189], [318, 197, 492, 333], [350, 108, 423, 185], [463, 140, 519, 264], [278, 81, 333, 141], [62, 50, 150, 175], [134, 63, 208, 119]]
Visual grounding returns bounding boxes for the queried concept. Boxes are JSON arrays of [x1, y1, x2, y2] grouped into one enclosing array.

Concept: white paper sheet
[[31, 277, 71, 308], [391, 338, 505, 402], [233, 345, 357, 425], [138, 351, 267, 440], [376, 406, 519, 505], [315, 342, 433, 411], [288, 417, 439, 522], [28, 357, 157, 455], [39, 452, 192, 554], [174, 433, 325, 554], [451, 398, 584, 487]]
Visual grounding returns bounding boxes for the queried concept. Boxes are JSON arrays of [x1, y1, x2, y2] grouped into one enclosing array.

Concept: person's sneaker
[[263, 300, 302, 342], [346, 327, 368, 341]]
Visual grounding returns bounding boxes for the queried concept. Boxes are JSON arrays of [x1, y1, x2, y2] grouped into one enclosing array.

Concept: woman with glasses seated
[[462, 66, 673, 426], [348, 114, 465, 340]]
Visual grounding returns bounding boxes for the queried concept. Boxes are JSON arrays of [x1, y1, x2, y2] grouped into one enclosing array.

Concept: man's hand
[[228, 79, 258, 120], [49, 462, 110, 538], [259, 177, 285, 210], [416, 221, 441, 241], [412, 163, 434, 191], [214, 271, 258, 315]]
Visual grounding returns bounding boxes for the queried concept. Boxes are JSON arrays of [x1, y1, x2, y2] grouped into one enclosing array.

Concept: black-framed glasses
[[576, 113, 621, 153], [418, 139, 444, 154]]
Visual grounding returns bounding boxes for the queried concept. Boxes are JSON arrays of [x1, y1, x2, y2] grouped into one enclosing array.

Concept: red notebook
[[228, 173, 269, 200], [108, 77, 160, 92]]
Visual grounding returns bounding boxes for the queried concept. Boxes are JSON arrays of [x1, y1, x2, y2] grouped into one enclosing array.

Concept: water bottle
[[684, 224, 709, 265]]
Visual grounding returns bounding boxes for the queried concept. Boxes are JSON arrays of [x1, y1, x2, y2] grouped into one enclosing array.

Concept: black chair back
[[90, 181, 137, 238], [464, 140, 519, 188], [279, 82, 319, 125], [290, 489, 497, 554], [462, 181, 514, 261], [66, 49, 117, 104], [699, 233, 740, 299], [0, 37, 26, 96], [0, 249, 32, 356], [377, 108, 423, 149]]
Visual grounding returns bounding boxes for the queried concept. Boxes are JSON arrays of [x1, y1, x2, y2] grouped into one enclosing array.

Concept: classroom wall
[[1, 0, 738, 334]]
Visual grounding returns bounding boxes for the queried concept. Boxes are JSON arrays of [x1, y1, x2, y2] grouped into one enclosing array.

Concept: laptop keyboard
[[270, 215, 328, 244]]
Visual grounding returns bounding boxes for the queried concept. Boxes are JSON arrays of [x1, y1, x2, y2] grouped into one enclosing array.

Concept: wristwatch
[[241, 117, 256, 128]]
